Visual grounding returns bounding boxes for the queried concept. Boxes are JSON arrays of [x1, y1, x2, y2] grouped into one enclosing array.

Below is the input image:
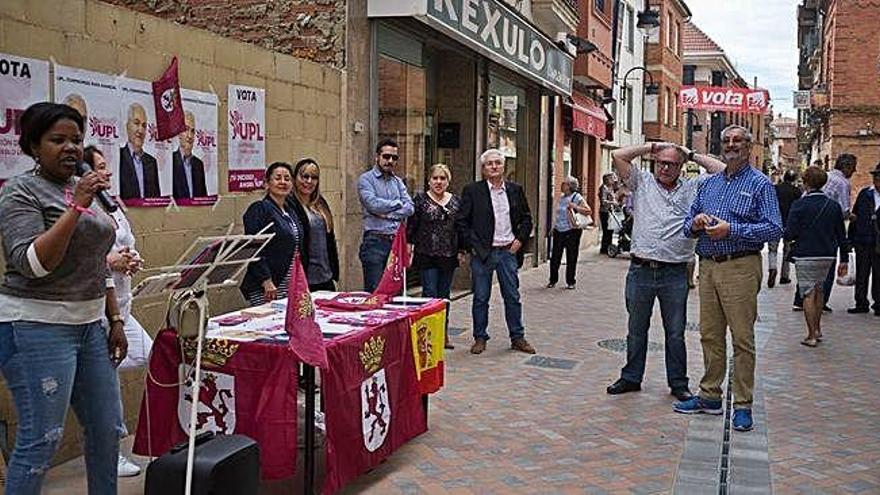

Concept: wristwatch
[[109, 314, 125, 325], [688, 150, 696, 162]]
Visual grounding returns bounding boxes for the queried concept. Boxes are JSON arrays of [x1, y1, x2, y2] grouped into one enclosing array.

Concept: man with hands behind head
[[674, 125, 782, 433]]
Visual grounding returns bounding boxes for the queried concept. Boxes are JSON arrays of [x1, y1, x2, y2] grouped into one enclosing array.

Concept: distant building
[[770, 114, 799, 172], [644, 0, 691, 144]]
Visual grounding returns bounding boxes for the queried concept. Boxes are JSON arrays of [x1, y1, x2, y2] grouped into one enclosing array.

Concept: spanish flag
[[408, 300, 446, 394]]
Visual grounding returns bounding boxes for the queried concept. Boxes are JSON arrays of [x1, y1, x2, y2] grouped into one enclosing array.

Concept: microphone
[[75, 161, 118, 213]]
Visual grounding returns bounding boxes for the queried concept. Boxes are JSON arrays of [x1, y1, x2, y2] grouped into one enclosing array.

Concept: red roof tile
[[683, 22, 722, 53]]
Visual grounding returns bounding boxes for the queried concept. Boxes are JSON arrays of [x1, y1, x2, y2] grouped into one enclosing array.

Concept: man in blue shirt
[[673, 125, 782, 433], [357, 138, 414, 292]]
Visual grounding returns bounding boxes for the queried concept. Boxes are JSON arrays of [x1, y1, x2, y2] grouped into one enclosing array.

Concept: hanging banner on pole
[[227, 85, 265, 192], [679, 86, 770, 114], [1, 53, 50, 185], [54, 65, 123, 194], [175, 89, 219, 206], [119, 78, 174, 206]]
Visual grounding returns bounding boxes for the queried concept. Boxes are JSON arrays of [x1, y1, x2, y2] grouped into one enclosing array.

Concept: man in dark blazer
[[119, 103, 160, 199], [847, 163, 880, 315], [456, 148, 535, 356], [172, 111, 208, 199]]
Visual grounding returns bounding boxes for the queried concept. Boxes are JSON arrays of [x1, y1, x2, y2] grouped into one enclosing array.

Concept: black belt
[[365, 231, 395, 240], [700, 251, 760, 263], [492, 242, 513, 250], [631, 255, 685, 268]]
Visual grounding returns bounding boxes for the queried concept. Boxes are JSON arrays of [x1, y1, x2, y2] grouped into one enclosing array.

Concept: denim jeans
[[470, 248, 524, 342], [620, 262, 690, 389], [420, 266, 456, 299], [359, 233, 392, 293], [1, 320, 122, 495]]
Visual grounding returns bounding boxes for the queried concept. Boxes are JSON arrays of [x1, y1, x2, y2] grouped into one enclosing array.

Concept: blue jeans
[[0, 321, 122, 495], [420, 266, 456, 299], [359, 233, 392, 293], [470, 248, 524, 342], [620, 263, 690, 389]]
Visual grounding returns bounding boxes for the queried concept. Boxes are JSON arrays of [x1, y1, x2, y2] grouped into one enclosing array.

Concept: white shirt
[[873, 187, 880, 212], [490, 182, 515, 246]]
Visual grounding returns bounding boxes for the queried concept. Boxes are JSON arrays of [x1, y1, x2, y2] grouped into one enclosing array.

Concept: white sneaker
[[117, 454, 141, 477]]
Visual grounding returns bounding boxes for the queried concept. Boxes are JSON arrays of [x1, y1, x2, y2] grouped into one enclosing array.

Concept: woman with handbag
[[785, 166, 850, 347], [547, 176, 592, 289]]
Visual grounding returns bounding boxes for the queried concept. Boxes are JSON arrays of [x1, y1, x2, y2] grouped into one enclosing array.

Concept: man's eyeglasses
[[656, 160, 682, 170], [381, 153, 399, 161], [299, 174, 319, 181]]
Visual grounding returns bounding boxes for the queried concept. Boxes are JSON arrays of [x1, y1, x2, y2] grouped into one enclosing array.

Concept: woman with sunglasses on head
[[407, 164, 463, 349], [84, 145, 153, 477], [288, 158, 339, 292], [0, 102, 126, 493], [240, 162, 306, 306]]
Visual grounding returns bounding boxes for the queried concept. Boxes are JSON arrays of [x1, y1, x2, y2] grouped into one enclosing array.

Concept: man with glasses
[[357, 138, 414, 292], [172, 111, 207, 199], [675, 125, 782, 433], [606, 142, 725, 402], [457, 149, 535, 355]]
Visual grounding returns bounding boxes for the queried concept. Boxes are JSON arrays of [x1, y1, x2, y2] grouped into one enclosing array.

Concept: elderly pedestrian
[[598, 173, 617, 254], [794, 153, 857, 310], [785, 166, 850, 346], [605, 142, 725, 401], [357, 138, 414, 292], [457, 149, 535, 355], [847, 163, 880, 315], [674, 125, 782, 433], [767, 170, 802, 287], [547, 175, 592, 289]]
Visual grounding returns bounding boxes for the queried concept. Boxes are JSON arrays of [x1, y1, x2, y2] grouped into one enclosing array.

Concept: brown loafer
[[470, 338, 487, 354], [510, 337, 536, 354]]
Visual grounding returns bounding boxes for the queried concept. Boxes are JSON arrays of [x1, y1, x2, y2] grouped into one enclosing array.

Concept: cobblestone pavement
[[41, 249, 879, 493]]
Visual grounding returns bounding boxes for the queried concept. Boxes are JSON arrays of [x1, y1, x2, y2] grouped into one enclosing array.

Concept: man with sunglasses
[[606, 141, 725, 402], [357, 138, 414, 292], [676, 125, 782, 433]]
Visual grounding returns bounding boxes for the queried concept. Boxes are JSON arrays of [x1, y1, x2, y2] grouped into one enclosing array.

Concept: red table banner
[[679, 85, 769, 114], [321, 318, 427, 494]]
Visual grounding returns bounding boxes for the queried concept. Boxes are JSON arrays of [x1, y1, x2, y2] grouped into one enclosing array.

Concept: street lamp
[[565, 33, 598, 55], [619, 66, 659, 103], [636, 1, 661, 34]]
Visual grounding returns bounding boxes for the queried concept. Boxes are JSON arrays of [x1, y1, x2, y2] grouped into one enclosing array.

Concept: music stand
[[136, 223, 275, 495]]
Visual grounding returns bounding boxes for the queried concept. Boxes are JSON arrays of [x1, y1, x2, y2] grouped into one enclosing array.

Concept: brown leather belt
[[700, 251, 760, 263]]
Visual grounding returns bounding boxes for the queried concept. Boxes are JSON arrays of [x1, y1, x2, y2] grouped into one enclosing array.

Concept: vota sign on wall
[[227, 84, 265, 192], [679, 86, 770, 114], [0, 53, 49, 184]]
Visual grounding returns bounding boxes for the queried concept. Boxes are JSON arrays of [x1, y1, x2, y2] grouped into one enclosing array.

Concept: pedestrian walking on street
[[605, 141, 725, 401], [793, 153, 857, 311], [547, 175, 592, 289], [408, 164, 464, 349], [599, 174, 618, 255], [847, 163, 880, 316], [457, 149, 536, 355], [767, 169, 802, 287], [785, 166, 850, 347], [357, 138, 414, 292], [675, 125, 783, 433]]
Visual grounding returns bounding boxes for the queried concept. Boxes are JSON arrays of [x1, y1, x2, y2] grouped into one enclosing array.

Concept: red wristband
[[64, 188, 95, 216]]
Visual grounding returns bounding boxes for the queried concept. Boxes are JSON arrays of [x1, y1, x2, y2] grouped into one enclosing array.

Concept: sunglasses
[[656, 161, 682, 170], [381, 153, 399, 161], [299, 174, 319, 181]]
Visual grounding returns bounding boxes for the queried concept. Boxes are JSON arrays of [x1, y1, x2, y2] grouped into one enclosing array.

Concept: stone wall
[[0, 0, 344, 464]]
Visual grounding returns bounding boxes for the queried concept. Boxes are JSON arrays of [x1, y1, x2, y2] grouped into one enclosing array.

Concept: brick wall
[[644, 0, 686, 144], [101, 0, 346, 68], [0, 0, 344, 465]]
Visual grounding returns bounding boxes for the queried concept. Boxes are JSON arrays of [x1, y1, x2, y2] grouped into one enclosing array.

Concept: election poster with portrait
[[0, 53, 49, 185], [118, 77, 174, 206], [176, 89, 219, 206], [54, 65, 123, 193], [227, 84, 265, 192]]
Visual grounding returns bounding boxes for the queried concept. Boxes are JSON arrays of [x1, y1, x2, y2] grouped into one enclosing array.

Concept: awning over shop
[[569, 94, 607, 140], [368, 0, 574, 96]]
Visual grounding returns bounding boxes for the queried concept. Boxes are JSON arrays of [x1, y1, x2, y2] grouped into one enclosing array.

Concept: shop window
[[487, 77, 526, 181]]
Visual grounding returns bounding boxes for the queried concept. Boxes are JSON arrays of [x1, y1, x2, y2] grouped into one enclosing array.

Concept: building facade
[[643, 0, 690, 144], [797, 0, 880, 194], [770, 114, 800, 172]]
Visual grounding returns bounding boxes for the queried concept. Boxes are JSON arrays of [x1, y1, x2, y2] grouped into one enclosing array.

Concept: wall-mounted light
[[566, 33, 598, 55], [619, 66, 658, 103]]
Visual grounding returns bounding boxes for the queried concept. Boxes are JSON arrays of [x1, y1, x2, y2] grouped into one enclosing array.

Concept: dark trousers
[[549, 228, 582, 286], [599, 211, 612, 253], [420, 266, 456, 299], [794, 261, 834, 307], [359, 233, 392, 293], [854, 244, 880, 310]]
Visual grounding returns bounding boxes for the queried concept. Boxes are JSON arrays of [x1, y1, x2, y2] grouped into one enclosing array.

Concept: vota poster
[[176, 88, 219, 206], [54, 65, 122, 194], [227, 84, 265, 192], [0, 53, 49, 185]]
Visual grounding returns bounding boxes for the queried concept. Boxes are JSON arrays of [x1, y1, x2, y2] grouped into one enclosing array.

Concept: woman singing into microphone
[[0, 102, 127, 492]]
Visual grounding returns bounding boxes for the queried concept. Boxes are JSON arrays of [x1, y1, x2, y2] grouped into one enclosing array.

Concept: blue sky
[[687, 0, 800, 117]]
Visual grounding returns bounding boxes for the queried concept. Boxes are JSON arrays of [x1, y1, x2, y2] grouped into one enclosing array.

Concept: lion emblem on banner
[[416, 322, 435, 370], [178, 364, 236, 435], [360, 336, 390, 452]]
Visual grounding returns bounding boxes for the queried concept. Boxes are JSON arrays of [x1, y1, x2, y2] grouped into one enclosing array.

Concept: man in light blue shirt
[[357, 138, 414, 292]]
